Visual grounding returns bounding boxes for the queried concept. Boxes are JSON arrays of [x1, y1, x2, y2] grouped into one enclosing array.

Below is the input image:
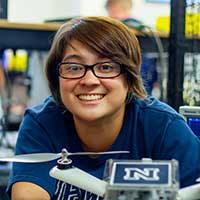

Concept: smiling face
[[59, 39, 129, 123]]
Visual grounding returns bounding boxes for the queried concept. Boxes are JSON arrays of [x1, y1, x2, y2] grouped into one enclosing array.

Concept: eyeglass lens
[[58, 62, 122, 79]]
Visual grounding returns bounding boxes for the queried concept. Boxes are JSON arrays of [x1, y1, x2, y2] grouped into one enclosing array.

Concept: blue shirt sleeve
[[6, 111, 58, 197], [157, 118, 200, 187]]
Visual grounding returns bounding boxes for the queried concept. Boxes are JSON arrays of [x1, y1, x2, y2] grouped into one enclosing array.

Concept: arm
[[7, 110, 58, 198], [12, 182, 50, 200], [158, 118, 200, 187]]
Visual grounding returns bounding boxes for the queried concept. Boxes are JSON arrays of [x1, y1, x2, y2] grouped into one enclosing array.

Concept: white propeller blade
[[0, 153, 61, 163], [68, 150, 130, 156], [0, 150, 129, 163], [178, 183, 200, 200], [50, 166, 107, 197]]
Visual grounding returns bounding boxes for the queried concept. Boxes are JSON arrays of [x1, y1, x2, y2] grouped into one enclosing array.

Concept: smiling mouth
[[77, 94, 105, 101]]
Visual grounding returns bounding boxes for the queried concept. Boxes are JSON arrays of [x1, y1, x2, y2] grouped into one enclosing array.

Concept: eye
[[67, 64, 83, 71], [97, 63, 115, 72], [60, 63, 83, 72]]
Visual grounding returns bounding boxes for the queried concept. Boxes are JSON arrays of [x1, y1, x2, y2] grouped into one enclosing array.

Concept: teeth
[[78, 94, 104, 101]]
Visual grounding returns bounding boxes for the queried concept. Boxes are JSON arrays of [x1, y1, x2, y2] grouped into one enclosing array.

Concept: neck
[[73, 107, 126, 152]]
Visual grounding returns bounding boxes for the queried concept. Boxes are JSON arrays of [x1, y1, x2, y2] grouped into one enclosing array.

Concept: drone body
[[103, 159, 179, 200]]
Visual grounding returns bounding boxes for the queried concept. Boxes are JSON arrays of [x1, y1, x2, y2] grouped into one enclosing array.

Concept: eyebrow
[[62, 54, 83, 62], [62, 54, 111, 63]]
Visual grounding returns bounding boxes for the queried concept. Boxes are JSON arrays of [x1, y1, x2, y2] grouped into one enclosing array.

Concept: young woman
[[7, 16, 200, 200]]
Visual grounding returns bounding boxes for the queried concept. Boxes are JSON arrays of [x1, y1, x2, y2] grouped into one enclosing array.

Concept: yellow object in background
[[2, 49, 28, 72], [156, 13, 200, 35], [15, 49, 28, 72], [155, 16, 170, 33]]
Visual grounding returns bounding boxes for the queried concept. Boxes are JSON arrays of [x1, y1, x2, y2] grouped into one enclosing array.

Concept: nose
[[79, 69, 100, 85]]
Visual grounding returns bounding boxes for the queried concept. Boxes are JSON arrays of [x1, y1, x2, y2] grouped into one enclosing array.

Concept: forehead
[[66, 40, 94, 53], [62, 40, 106, 61]]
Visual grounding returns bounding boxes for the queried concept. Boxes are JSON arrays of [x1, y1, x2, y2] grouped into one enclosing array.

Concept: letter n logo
[[123, 168, 160, 181]]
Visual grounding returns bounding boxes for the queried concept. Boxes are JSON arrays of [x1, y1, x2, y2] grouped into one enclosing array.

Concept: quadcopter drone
[[0, 149, 200, 199]]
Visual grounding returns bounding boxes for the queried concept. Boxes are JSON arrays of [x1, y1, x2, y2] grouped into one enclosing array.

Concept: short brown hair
[[45, 16, 146, 106]]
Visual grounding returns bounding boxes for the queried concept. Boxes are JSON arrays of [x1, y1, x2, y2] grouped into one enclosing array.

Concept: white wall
[[8, 0, 81, 23], [8, 0, 56, 23], [133, 1, 170, 27], [8, 0, 170, 27]]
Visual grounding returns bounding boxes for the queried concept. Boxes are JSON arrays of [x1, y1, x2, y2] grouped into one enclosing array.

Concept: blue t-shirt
[[7, 96, 200, 199]]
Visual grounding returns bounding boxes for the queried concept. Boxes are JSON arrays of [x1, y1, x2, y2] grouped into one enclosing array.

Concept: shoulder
[[16, 96, 73, 155], [24, 96, 66, 121], [19, 96, 73, 143], [129, 96, 184, 125], [20, 96, 74, 132]]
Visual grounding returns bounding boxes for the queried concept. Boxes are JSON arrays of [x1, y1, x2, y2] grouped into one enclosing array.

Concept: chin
[[74, 112, 106, 123]]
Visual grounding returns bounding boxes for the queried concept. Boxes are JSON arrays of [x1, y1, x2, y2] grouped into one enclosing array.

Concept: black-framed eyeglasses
[[57, 62, 124, 79]]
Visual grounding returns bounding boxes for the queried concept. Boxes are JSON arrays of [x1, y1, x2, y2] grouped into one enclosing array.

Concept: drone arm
[[49, 166, 107, 197]]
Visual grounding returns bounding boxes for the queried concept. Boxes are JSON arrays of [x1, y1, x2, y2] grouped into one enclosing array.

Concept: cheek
[[59, 79, 66, 89], [59, 78, 75, 91], [59, 79, 67, 95], [59, 79, 75, 99], [59, 79, 77, 109], [103, 77, 129, 95]]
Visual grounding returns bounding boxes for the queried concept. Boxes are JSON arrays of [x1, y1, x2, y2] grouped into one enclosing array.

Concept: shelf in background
[[0, 20, 169, 52], [0, 20, 60, 51]]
